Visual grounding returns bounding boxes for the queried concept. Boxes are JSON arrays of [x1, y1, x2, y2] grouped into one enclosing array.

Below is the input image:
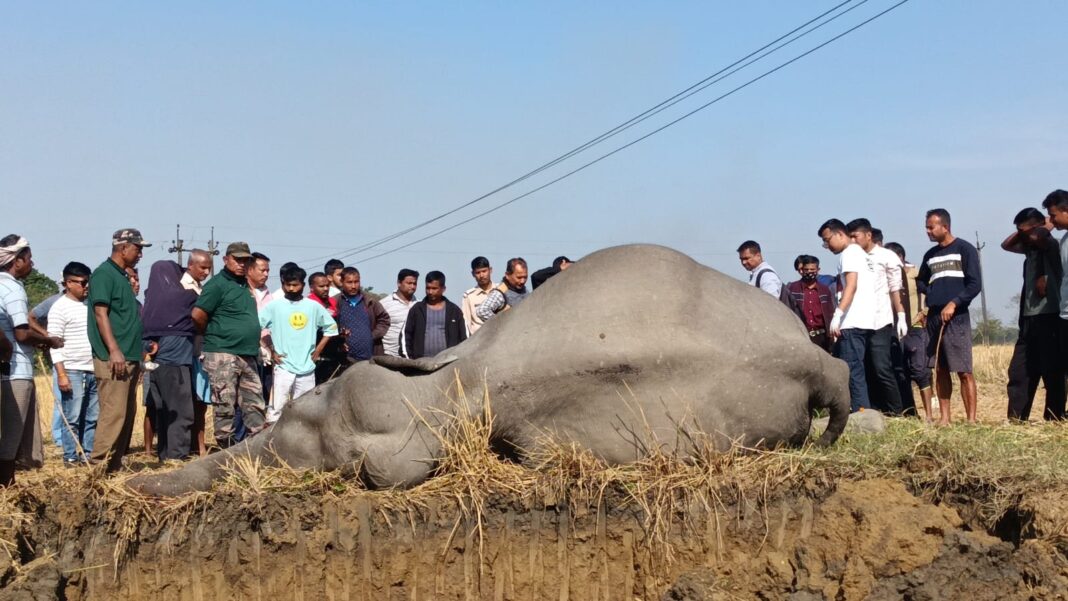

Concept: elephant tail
[[811, 350, 850, 447], [127, 432, 271, 497]]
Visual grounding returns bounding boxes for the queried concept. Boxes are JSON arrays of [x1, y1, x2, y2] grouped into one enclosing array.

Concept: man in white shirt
[[48, 262, 98, 465], [461, 257, 494, 335], [847, 219, 907, 416], [380, 269, 419, 356], [737, 240, 782, 298], [819, 219, 878, 412]]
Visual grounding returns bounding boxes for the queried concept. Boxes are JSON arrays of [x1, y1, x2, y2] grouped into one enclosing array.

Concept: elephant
[[129, 244, 849, 496]]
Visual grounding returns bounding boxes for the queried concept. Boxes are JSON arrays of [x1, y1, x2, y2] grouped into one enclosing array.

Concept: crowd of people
[[1, 191, 1065, 485], [0, 227, 571, 484], [737, 190, 1068, 428]]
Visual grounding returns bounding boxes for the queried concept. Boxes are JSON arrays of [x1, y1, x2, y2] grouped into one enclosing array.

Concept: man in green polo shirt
[[88, 228, 150, 472], [192, 242, 267, 447]]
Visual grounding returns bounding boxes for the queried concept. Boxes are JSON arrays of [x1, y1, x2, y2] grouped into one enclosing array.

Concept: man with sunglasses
[[46, 262, 98, 466]]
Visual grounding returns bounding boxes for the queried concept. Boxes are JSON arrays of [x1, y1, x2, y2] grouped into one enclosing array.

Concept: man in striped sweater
[[916, 209, 983, 424], [47, 262, 97, 466]]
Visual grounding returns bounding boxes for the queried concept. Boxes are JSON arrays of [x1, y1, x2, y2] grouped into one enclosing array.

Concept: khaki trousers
[[91, 358, 141, 471]]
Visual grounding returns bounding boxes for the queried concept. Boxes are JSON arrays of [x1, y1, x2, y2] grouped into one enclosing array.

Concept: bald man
[[182, 250, 212, 294]]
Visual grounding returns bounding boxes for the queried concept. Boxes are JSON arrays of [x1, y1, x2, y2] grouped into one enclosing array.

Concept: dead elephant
[[130, 244, 849, 496]]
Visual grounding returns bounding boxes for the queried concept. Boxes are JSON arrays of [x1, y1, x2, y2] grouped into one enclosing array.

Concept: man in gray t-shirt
[[30, 291, 66, 446], [1002, 208, 1064, 421], [402, 271, 468, 359]]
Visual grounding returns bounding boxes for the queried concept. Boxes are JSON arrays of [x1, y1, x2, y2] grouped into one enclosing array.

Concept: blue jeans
[[835, 329, 873, 412], [57, 370, 99, 462], [51, 376, 64, 447]]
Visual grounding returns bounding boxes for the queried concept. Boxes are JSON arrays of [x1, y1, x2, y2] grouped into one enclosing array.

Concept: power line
[[298, 0, 870, 266], [340, 0, 914, 266]]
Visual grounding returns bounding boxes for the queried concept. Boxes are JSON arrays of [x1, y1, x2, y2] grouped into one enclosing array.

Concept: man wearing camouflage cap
[[192, 242, 268, 447], [88, 228, 150, 472]]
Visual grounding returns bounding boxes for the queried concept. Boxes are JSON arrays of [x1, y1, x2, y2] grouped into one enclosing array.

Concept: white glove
[[895, 312, 908, 340], [830, 309, 844, 339]]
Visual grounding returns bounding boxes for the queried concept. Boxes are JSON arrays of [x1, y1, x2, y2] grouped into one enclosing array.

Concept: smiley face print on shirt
[[289, 311, 309, 330]]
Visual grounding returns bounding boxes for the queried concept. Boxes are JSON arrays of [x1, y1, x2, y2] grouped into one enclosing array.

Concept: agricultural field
[[1, 344, 1066, 600]]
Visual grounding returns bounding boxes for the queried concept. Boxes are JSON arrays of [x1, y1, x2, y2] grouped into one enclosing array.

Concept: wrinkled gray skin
[[130, 244, 850, 496]]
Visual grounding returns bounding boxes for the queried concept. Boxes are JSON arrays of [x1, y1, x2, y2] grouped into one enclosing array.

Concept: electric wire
[[298, 0, 870, 265], [330, 0, 913, 266]]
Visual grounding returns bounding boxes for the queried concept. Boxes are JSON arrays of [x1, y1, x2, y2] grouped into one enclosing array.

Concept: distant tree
[[19, 270, 59, 373], [362, 286, 383, 302], [24, 269, 59, 308], [1007, 293, 1021, 310], [972, 317, 1017, 345]]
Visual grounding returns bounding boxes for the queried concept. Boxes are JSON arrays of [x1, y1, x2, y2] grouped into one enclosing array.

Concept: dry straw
[[1, 354, 1066, 579]]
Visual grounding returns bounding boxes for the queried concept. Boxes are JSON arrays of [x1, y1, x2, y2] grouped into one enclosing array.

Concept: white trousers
[[268, 367, 315, 423]]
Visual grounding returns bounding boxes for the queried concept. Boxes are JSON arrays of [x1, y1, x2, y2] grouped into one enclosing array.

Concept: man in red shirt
[[307, 272, 342, 383], [786, 255, 835, 353]]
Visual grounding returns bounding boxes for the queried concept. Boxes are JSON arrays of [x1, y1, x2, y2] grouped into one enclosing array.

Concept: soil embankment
[[2, 475, 1067, 601]]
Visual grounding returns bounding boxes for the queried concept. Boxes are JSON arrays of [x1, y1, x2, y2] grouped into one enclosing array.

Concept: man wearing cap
[[87, 229, 149, 472], [192, 242, 268, 447]]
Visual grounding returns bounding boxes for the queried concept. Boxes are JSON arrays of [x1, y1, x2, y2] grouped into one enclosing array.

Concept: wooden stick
[[37, 356, 89, 465]]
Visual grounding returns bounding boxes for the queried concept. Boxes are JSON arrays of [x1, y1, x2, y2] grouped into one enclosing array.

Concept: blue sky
[[2, 1, 1065, 321]]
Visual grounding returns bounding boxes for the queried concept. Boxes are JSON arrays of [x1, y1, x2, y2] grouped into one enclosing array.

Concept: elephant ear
[[372, 354, 459, 374]]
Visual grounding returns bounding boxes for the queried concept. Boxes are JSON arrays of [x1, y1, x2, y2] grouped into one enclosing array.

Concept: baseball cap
[[225, 242, 252, 258], [112, 229, 152, 247]]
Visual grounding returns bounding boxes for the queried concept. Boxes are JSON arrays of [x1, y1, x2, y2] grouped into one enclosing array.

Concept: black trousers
[[1007, 313, 1066, 421], [890, 335, 918, 417], [149, 364, 194, 460], [864, 325, 904, 416]]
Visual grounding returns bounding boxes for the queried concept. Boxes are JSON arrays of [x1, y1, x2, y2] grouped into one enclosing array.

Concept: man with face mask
[[259, 264, 337, 423], [786, 255, 835, 352]]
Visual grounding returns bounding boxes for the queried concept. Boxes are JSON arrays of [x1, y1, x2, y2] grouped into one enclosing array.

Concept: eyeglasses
[[65, 279, 89, 286]]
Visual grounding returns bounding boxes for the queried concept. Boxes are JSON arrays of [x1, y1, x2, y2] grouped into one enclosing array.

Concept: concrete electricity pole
[[207, 227, 221, 275], [167, 224, 185, 265], [976, 231, 989, 325]]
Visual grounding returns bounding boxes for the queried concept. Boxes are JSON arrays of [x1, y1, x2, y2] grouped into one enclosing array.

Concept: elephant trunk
[[128, 432, 271, 497]]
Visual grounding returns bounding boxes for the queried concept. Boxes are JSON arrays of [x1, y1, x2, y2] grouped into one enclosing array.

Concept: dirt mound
[[663, 479, 1068, 600], [1, 477, 1066, 600]]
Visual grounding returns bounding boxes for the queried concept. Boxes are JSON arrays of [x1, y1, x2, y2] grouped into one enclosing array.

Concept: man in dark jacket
[[531, 256, 572, 290], [402, 271, 467, 359], [787, 255, 835, 352]]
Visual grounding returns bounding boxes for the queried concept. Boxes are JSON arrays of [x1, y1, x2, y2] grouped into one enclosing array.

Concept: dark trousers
[[148, 364, 194, 459], [864, 326, 904, 416], [1007, 313, 1066, 421], [835, 329, 872, 412], [902, 328, 932, 389], [810, 331, 833, 353], [314, 336, 347, 385], [890, 336, 917, 417]]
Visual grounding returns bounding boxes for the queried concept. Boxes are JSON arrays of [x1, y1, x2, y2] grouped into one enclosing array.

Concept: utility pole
[[976, 231, 989, 325], [167, 224, 185, 265], [207, 226, 221, 275]]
